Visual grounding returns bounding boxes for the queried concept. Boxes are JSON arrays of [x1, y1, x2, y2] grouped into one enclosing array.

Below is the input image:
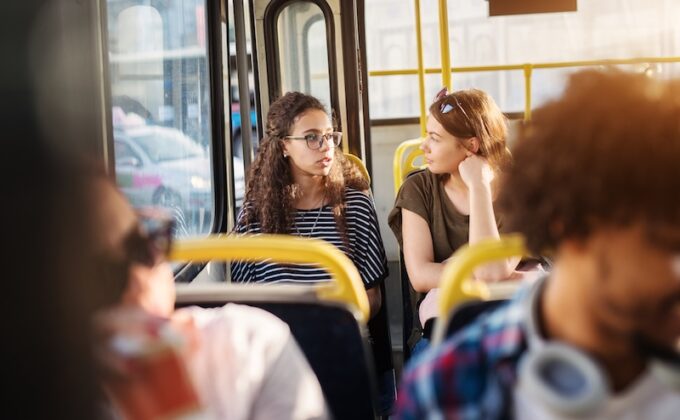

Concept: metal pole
[[414, 0, 426, 137], [234, 0, 254, 170], [438, 0, 451, 90], [523, 64, 532, 121]]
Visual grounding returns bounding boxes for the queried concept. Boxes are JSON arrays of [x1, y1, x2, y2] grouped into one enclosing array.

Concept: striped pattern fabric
[[231, 188, 387, 288]]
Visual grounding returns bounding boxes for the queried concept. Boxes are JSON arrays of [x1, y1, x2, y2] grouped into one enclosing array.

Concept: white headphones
[[518, 278, 680, 417]]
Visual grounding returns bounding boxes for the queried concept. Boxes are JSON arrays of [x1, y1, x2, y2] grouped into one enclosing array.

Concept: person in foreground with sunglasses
[[388, 88, 537, 356], [395, 70, 680, 419], [89, 174, 329, 419], [231, 91, 387, 317]]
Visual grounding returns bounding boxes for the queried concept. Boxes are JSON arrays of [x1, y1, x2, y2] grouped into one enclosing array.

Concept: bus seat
[[392, 138, 425, 194], [171, 236, 379, 419], [399, 249, 419, 362], [396, 169, 427, 363], [345, 152, 371, 185], [176, 286, 378, 420], [442, 299, 507, 339], [393, 139, 425, 362], [343, 152, 397, 415], [431, 235, 527, 346]]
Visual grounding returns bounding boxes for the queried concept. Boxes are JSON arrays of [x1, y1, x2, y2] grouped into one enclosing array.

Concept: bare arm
[[468, 182, 519, 280], [401, 208, 446, 292], [462, 157, 519, 280]]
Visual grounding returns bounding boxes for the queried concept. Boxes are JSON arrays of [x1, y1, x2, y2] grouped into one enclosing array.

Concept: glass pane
[[365, 0, 680, 117], [277, 1, 331, 108], [105, 1, 215, 238]]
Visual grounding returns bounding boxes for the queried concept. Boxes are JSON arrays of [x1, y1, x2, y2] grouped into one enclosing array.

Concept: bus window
[[277, 1, 331, 108], [104, 0, 218, 237], [365, 0, 680, 119]]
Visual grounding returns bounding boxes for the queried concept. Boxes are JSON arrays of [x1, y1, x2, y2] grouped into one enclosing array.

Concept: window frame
[[263, 0, 340, 130]]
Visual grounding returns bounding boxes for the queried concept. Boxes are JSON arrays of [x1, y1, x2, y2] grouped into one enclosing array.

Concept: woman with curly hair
[[231, 92, 387, 316]]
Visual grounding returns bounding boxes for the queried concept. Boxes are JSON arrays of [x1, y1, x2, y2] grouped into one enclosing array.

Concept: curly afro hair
[[498, 69, 680, 255]]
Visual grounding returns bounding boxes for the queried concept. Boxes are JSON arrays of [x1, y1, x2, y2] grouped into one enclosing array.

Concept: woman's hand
[[458, 154, 494, 189]]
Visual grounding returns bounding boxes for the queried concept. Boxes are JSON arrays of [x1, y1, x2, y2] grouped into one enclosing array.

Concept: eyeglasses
[[284, 132, 342, 150], [434, 87, 474, 127]]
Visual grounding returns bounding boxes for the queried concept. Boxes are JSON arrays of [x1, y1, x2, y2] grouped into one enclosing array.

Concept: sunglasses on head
[[434, 87, 473, 125], [124, 209, 175, 267], [94, 210, 174, 299]]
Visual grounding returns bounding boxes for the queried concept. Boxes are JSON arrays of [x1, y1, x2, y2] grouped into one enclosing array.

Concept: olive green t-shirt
[[388, 169, 502, 262]]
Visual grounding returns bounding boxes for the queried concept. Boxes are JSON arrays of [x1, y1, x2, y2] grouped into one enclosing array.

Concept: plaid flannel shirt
[[395, 289, 530, 420]]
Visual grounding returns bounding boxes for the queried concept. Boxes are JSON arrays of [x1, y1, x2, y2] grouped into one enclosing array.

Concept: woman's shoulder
[[393, 170, 441, 205], [400, 169, 438, 193], [343, 187, 376, 213], [344, 187, 371, 202]]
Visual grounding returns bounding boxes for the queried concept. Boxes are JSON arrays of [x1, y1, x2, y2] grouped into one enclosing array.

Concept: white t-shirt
[[514, 369, 680, 420], [176, 304, 330, 420]]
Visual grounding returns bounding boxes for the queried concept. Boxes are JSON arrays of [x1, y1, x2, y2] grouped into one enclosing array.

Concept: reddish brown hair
[[430, 88, 511, 171]]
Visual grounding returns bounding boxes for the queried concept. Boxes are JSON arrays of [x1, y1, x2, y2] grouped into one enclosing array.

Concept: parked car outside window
[[113, 110, 244, 237]]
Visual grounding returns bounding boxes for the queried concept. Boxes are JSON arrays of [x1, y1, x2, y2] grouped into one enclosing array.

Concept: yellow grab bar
[[393, 138, 424, 194], [404, 147, 424, 174], [431, 235, 527, 344], [438, 0, 451, 90], [170, 235, 370, 323], [345, 153, 370, 184], [414, 0, 427, 136], [369, 55, 680, 123]]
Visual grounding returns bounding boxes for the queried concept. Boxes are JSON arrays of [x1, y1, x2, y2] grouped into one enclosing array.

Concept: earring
[[283, 152, 288, 158]]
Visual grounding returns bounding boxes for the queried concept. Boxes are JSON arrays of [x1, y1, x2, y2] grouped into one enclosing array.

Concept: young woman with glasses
[[231, 92, 387, 317], [388, 88, 536, 355]]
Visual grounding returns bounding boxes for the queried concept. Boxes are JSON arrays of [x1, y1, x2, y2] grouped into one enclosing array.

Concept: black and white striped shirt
[[231, 188, 388, 288]]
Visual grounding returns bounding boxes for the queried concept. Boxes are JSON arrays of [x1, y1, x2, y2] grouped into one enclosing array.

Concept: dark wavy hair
[[498, 69, 680, 255], [239, 92, 369, 241], [430, 88, 511, 172]]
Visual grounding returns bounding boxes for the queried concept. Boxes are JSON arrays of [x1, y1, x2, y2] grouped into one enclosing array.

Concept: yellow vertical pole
[[438, 0, 452, 90], [414, 0, 427, 137], [523, 64, 533, 121]]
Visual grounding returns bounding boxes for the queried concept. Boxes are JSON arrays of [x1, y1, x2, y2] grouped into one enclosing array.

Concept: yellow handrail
[[523, 64, 533, 121], [170, 235, 370, 323], [438, 0, 451, 90], [369, 55, 680, 122], [431, 235, 527, 345], [345, 153, 370, 184], [404, 146, 424, 172], [414, 0, 427, 137], [392, 138, 423, 194]]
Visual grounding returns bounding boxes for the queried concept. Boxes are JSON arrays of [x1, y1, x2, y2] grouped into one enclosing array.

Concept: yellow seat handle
[[393, 138, 424, 194], [438, 234, 527, 318], [170, 235, 370, 323], [431, 234, 527, 345], [344, 153, 370, 185]]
